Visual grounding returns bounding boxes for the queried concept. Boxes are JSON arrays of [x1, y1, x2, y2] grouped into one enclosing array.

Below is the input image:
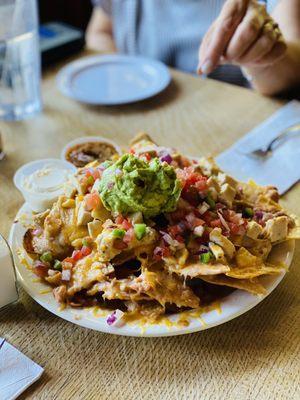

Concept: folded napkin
[[216, 101, 300, 194], [0, 339, 43, 400]]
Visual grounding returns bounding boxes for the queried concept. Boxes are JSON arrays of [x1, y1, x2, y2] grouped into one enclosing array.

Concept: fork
[[245, 123, 300, 158]]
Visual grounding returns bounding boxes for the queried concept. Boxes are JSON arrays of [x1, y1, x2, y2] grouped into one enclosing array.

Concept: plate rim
[[56, 54, 171, 106], [9, 204, 295, 337]]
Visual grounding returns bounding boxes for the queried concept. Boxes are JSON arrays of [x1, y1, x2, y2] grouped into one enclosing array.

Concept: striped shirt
[[92, 0, 279, 87]]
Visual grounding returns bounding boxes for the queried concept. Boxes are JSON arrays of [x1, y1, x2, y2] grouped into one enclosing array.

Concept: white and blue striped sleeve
[[91, 0, 111, 14]]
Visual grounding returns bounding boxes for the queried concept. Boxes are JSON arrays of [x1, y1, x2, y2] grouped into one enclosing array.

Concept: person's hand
[[198, 0, 287, 75]]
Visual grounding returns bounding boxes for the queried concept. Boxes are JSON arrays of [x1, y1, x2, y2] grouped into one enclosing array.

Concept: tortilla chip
[[68, 253, 114, 296], [226, 247, 284, 280], [130, 132, 155, 147], [141, 267, 200, 308], [166, 261, 230, 278], [240, 181, 281, 211], [200, 274, 266, 295], [244, 239, 272, 260], [287, 214, 300, 240]]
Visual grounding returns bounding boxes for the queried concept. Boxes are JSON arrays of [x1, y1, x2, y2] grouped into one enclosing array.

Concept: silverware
[[246, 123, 300, 158]]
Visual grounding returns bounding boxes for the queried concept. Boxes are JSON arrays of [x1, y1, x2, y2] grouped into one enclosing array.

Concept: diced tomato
[[85, 169, 93, 178], [129, 148, 135, 154], [177, 167, 207, 191], [122, 219, 133, 230], [238, 225, 247, 235], [33, 261, 49, 278], [80, 246, 92, 257], [123, 228, 134, 244], [194, 177, 208, 192], [113, 239, 128, 250], [175, 234, 184, 243], [85, 192, 101, 211], [194, 217, 205, 227], [153, 245, 171, 261], [72, 250, 82, 261], [63, 257, 75, 266], [168, 225, 182, 237], [186, 213, 205, 229], [222, 209, 230, 220], [228, 222, 240, 235], [169, 208, 188, 222], [202, 211, 214, 224], [115, 215, 125, 225], [210, 219, 222, 228], [182, 186, 200, 207], [145, 152, 151, 161], [162, 246, 171, 257], [92, 169, 101, 180]]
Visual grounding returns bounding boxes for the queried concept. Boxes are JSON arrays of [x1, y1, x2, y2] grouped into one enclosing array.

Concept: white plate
[[9, 204, 295, 337], [56, 55, 171, 105]]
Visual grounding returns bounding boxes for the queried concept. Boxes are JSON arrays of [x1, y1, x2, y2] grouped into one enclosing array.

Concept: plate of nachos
[[10, 134, 300, 336]]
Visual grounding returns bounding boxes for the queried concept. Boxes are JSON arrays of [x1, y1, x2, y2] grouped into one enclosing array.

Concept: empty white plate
[[56, 54, 171, 105]]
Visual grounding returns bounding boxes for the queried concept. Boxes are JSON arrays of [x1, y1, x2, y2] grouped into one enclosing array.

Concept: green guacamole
[[98, 154, 182, 218]]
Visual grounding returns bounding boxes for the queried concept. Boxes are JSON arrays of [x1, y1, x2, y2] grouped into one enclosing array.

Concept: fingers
[[250, 39, 287, 66], [198, 0, 250, 74], [225, 3, 267, 61], [237, 21, 287, 66]]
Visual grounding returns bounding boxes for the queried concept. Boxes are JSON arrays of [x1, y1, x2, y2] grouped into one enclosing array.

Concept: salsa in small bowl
[[61, 136, 122, 168]]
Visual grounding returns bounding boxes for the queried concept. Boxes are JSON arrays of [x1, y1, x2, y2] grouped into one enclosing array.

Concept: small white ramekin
[[60, 136, 122, 165], [14, 159, 77, 212]]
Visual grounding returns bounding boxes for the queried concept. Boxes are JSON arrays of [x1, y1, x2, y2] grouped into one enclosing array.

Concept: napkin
[[216, 101, 300, 194], [0, 339, 44, 400]]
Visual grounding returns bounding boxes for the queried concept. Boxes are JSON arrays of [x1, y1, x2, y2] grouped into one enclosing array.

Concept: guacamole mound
[[98, 154, 182, 218]]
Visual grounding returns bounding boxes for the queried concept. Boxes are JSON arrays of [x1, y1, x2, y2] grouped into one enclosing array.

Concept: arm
[[86, 7, 116, 53], [198, 0, 300, 96]]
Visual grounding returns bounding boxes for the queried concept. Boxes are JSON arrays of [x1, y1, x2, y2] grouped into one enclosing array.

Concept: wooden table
[[0, 55, 299, 400]]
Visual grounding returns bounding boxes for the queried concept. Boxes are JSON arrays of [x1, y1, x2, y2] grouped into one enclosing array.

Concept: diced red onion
[[115, 168, 123, 177], [154, 246, 163, 258], [33, 260, 48, 268], [217, 211, 230, 231], [160, 154, 172, 164], [107, 309, 125, 327], [107, 182, 115, 190], [198, 245, 209, 254], [107, 311, 116, 326], [216, 202, 226, 210], [254, 211, 264, 220], [32, 228, 43, 236], [161, 232, 175, 245]]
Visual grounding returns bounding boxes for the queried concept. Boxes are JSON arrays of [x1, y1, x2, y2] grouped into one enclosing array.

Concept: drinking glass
[[0, 0, 42, 121]]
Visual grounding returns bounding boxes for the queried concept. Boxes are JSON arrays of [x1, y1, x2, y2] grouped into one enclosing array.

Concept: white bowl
[[61, 136, 122, 165], [9, 204, 295, 337]]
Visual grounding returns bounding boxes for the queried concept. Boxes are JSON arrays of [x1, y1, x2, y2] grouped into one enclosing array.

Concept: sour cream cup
[[14, 159, 77, 212], [61, 136, 122, 168]]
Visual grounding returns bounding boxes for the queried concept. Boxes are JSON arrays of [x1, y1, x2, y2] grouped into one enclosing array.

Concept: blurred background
[[39, 0, 92, 30]]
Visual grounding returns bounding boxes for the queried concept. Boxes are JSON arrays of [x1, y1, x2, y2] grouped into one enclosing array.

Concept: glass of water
[[0, 0, 42, 121]]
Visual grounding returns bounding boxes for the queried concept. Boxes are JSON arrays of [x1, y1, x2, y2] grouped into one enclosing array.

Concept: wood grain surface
[[0, 54, 299, 400]]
